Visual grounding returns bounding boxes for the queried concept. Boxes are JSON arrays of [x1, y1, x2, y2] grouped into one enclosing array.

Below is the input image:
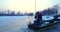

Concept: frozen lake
[[0, 16, 60, 32], [0, 16, 34, 32]]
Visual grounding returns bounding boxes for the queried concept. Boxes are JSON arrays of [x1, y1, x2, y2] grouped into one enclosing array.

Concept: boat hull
[[28, 21, 60, 30]]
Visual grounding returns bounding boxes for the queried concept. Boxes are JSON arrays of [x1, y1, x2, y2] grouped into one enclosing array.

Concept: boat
[[28, 15, 60, 30]]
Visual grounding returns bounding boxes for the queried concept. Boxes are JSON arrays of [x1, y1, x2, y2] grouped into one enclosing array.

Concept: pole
[[35, 0, 36, 12], [33, 0, 37, 19]]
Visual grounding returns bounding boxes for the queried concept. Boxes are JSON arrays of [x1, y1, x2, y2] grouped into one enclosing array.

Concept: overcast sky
[[0, 0, 60, 13]]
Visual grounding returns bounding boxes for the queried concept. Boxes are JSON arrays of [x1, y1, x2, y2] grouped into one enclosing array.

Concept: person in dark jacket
[[35, 11, 39, 19], [34, 11, 42, 26]]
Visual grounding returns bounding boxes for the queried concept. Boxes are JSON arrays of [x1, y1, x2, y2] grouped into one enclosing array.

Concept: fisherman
[[34, 11, 42, 26]]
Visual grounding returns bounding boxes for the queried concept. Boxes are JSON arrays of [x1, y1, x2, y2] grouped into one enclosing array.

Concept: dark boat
[[28, 14, 60, 30]]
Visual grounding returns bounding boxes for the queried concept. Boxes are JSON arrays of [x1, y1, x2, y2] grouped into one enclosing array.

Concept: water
[[0, 16, 60, 32], [0, 16, 34, 32]]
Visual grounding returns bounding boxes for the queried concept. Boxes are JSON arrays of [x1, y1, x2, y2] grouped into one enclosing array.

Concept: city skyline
[[0, 0, 60, 13]]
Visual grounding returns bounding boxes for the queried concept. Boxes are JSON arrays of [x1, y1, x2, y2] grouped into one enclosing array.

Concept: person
[[35, 11, 39, 19], [34, 11, 42, 26]]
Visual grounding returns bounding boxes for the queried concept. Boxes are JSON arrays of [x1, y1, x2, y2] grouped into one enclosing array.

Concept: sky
[[0, 0, 60, 13]]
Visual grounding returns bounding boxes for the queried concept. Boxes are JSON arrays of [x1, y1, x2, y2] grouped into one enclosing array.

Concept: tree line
[[0, 10, 33, 16]]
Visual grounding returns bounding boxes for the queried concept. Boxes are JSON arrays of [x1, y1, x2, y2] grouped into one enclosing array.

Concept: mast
[[34, 0, 36, 16], [35, 0, 36, 13], [28, 0, 37, 24]]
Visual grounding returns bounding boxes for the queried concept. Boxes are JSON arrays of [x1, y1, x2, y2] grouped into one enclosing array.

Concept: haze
[[0, 0, 60, 13]]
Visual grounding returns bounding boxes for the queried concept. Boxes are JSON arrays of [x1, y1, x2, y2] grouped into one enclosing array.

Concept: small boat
[[28, 15, 60, 30]]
